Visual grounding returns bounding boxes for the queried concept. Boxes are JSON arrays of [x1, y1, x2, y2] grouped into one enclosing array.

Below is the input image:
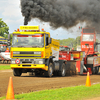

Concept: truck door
[[45, 34, 51, 58]]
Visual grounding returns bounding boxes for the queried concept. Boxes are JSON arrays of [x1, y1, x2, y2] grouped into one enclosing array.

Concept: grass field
[[0, 65, 10, 70], [0, 84, 100, 100]]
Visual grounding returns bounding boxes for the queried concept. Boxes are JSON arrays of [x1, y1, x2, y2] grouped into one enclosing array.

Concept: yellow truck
[[8, 26, 67, 77]]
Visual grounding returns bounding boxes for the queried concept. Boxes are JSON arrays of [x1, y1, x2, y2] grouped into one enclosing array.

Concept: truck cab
[[81, 28, 97, 55], [10, 26, 65, 77]]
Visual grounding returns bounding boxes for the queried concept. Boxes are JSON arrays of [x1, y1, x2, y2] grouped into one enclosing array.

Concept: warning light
[[17, 29, 20, 32], [79, 26, 82, 29], [42, 28, 44, 31]]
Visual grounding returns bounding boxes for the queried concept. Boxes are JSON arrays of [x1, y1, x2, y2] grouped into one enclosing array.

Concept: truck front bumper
[[10, 64, 48, 71]]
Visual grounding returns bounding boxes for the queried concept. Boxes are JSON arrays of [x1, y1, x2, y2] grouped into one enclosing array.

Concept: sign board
[[20, 26, 39, 30]]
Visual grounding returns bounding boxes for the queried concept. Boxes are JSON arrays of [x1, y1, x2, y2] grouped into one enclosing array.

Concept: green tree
[[58, 38, 76, 50], [0, 18, 9, 37], [58, 36, 81, 50], [74, 36, 81, 49], [10, 33, 13, 44]]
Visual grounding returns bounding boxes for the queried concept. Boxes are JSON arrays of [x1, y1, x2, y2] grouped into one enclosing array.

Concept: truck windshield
[[0, 44, 7, 52], [12, 34, 44, 47], [82, 34, 94, 41], [59, 47, 70, 51]]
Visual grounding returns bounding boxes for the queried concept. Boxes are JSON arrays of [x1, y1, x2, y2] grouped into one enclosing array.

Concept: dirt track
[[0, 69, 100, 97]]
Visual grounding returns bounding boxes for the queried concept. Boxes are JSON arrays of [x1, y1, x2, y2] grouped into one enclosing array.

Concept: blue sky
[[0, 0, 85, 40]]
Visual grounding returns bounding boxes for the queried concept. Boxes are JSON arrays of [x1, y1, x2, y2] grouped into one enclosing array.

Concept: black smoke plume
[[20, 0, 100, 31]]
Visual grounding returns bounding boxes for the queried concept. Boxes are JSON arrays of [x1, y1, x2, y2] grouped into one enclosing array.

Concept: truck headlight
[[34, 59, 44, 64], [34, 52, 41, 54], [39, 61, 43, 64], [11, 61, 15, 64], [13, 52, 20, 54]]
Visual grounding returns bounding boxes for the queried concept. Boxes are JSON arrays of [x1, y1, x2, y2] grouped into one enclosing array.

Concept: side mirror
[[50, 38, 52, 44]]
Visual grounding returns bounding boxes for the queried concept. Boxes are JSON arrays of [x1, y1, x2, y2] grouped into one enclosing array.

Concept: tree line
[[58, 36, 81, 50]]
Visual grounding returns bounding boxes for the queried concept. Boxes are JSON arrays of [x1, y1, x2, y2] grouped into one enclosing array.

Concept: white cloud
[[4, 19, 14, 24], [2, 0, 21, 18], [0, 0, 24, 33]]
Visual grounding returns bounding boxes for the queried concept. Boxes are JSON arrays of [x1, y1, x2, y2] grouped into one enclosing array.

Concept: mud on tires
[[66, 64, 76, 76]]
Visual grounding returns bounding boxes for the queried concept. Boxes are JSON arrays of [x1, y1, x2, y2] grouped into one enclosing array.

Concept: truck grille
[[22, 65, 31, 67], [13, 51, 41, 58], [20, 52, 34, 54], [22, 61, 32, 64]]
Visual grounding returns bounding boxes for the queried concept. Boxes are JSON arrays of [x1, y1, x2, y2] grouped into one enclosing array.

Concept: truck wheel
[[59, 63, 66, 77], [92, 67, 95, 74], [7, 60, 11, 64], [44, 63, 53, 77], [93, 67, 99, 74], [80, 61, 84, 75], [95, 66, 99, 74], [13, 68, 22, 76], [72, 65, 76, 75]]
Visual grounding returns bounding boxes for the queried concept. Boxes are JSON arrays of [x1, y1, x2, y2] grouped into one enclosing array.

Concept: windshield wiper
[[12, 45, 42, 48], [32, 46, 40, 47], [17, 46, 25, 47]]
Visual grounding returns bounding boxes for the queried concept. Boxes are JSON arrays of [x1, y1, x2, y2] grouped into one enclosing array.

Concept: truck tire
[[80, 61, 84, 75], [13, 68, 22, 76], [59, 63, 66, 77], [95, 66, 99, 74], [92, 67, 95, 74], [72, 64, 76, 75], [93, 67, 99, 74], [44, 63, 53, 77], [7, 60, 11, 64]]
